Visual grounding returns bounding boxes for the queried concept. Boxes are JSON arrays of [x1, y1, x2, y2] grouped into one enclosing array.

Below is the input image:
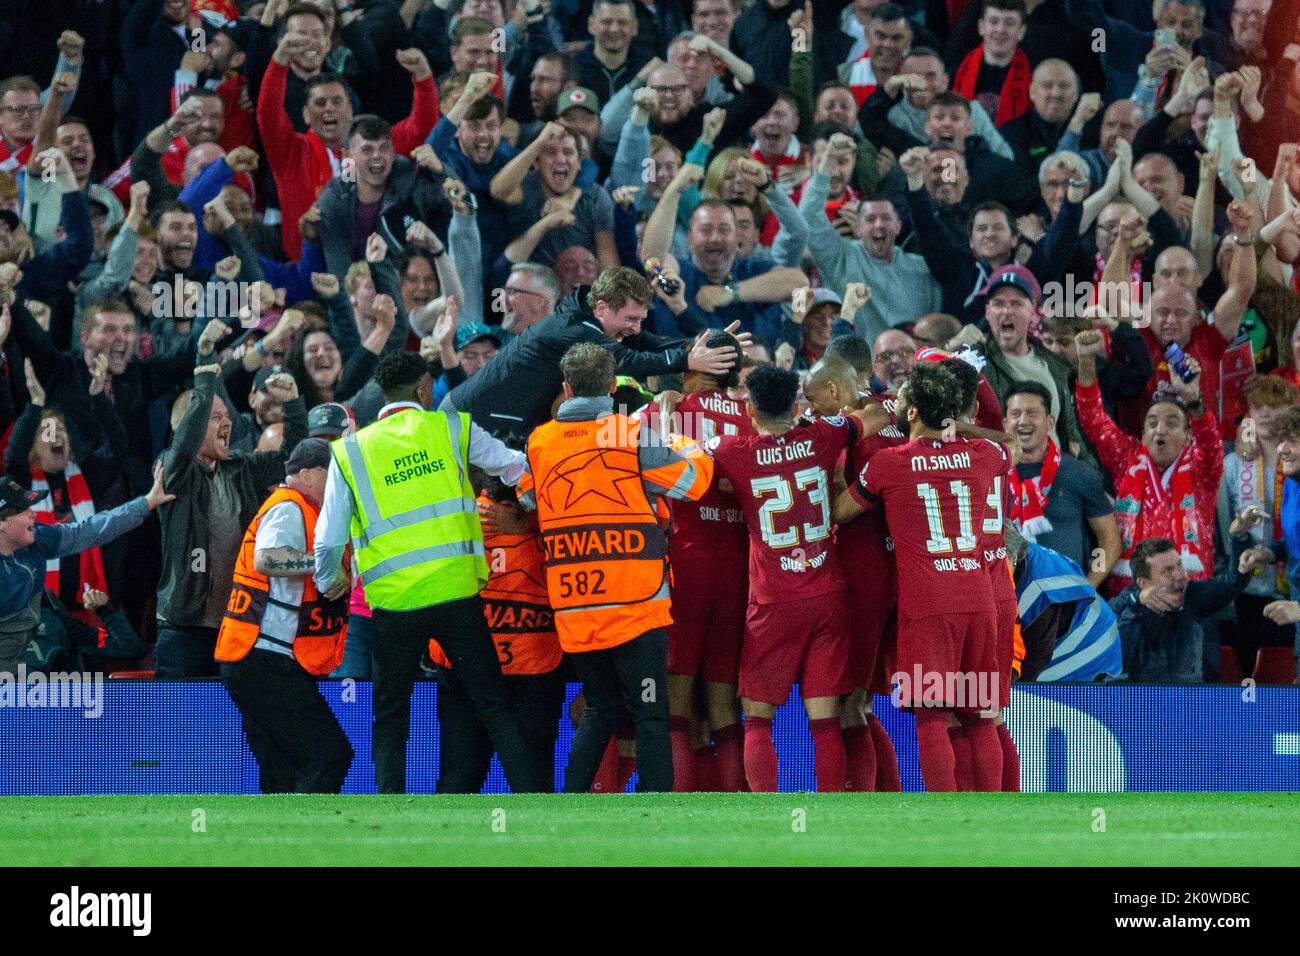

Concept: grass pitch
[[2, 792, 1297, 866]]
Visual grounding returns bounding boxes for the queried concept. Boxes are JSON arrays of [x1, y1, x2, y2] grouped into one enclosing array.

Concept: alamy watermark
[[891, 665, 1000, 714], [149, 275, 267, 326], [1040, 276, 1153, 327], [0, 665, 103, 718]]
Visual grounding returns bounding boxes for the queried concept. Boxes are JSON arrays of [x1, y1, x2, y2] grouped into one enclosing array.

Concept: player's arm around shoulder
[[957, 423, 1019, 468], [638, 425, 714, 502], [832, 454, 879, 525]]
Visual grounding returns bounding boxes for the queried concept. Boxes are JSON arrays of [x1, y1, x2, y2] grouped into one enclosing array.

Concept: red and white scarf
[[752, 135, 803, 181], [1110, 442, 1204, 579], [952, 45, 1031, 127], [1009, 437, 1059, 541], [848, 51, 879, 107], [0, 139, 32, 174], [30, 462, 109, 601]]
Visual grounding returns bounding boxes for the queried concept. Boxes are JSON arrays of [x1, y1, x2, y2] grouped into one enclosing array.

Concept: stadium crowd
[[1, 0, 1300, 793]]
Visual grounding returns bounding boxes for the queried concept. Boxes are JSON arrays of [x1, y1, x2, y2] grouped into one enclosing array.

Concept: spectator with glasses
[[498, 262, 562, 342]]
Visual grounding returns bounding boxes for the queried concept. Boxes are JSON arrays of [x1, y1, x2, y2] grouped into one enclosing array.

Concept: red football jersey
[[709, 416, 859, 605], [658, 389, 755, 553], [837, 396, 908, 598], [979, 466, 1017, 604], [852, 435, 1008, 618]]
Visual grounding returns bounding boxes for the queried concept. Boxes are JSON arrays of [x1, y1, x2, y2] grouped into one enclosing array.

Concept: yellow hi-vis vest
[[330, 408, 488, 610]]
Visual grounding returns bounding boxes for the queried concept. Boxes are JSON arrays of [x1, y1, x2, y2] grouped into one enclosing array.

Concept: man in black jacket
[[155, 364, 307, 677], [443, 267, 745, 447], [900, 144, 1086, 322], [1111, 536, 1250, 683], [7, 297, 197, 501], [867, 93, 1042, 214], [732, 0, 794, 88], [998, 59, 1081, 179], [120, 0, 191, 148]]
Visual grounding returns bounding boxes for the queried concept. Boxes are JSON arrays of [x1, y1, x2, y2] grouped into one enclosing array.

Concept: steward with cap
[[314, 352, 544, 794], [216, 438, 353, 793], [517, 342, 714, 793]]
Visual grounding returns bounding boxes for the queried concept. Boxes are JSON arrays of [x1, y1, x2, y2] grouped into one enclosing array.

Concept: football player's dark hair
[[746, 364, 801, 421], [907, 362, 962, 430], [941, 357, 980, 415]]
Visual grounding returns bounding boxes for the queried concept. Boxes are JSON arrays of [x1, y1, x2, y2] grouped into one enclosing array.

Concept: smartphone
[[1164, 342, 1196, 382], [1154, 27, 1178, 50]]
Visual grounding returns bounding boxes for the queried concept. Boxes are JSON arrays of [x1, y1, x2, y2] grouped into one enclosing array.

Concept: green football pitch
[[2, 793, 1298, 866]]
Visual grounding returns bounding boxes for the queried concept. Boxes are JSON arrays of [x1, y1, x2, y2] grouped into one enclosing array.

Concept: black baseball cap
[[308, 402, 352, 438], [0, 477, 46, 518], [219, 19, 256, 51], [285, 438, 332, 475]]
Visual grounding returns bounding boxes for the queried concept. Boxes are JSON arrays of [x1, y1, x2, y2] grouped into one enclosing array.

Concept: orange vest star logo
[[540, 448, 643, 514]]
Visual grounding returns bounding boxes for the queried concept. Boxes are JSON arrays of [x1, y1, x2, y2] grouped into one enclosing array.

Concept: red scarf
[[1111, 440, 1204, 579], [1009, 438, 1059, 540], [952, 45, 1031, 127], [30, 463, 109, 621]]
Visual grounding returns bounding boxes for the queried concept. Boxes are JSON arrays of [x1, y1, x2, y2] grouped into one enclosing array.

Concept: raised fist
[[1072, 92, 1102, 124], [1074, 328, 1105, 360], [225, 146, 259, 173], [899, 145, 930, 180], [311, 272, 340, 298], [411, 143, 444, 174], [396, 48, 431, 80], [633, 87, 659, 112]]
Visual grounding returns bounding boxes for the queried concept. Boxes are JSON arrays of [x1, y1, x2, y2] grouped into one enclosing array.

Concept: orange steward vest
[[215, 486, 347, 675], [524, 414, 672, 652], [429, 495, 563, 675]]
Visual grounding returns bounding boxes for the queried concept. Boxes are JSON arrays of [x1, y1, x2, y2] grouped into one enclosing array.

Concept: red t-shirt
[[837, 397, 907, 598], [709, 416, 859, 605], [852, 435, 1009, 619], [656, 389, 754, 555]]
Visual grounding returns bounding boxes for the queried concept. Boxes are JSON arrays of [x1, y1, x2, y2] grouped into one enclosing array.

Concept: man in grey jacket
[[0, 472, 174, 676]]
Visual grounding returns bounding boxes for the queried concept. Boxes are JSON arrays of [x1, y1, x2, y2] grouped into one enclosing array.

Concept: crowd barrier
[[3, 681, 1298, 793]]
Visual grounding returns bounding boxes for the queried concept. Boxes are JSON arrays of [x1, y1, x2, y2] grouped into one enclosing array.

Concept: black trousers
[[436, 667, 566, 793], [564, 628, 671, 793], [370, 596, 544, 794], [220, 649, 354, 794]]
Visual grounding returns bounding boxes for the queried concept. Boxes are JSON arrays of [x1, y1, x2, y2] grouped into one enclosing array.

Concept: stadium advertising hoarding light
[[2, 683, 1297, 794]]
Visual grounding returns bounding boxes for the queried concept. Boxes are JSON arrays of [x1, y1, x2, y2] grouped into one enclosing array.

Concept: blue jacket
[[0, 497, 151, 628]]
